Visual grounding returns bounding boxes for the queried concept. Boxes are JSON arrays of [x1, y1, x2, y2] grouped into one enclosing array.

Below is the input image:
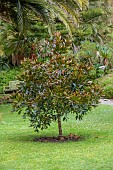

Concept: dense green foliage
[[99, 73, 113, 99], [1, 0, 113, 68], [0, 0, 89, 64], [73, 0, 113, 71], [1, 0, 88, 35], [12, 33, 101, 135], [76, 41, 113, 78]]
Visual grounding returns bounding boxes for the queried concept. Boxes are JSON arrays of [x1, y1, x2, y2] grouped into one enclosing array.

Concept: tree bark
[[58, 115, 62, 136]]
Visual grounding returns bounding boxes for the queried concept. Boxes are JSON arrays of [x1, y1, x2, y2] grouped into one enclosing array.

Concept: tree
[[13, 33, 101, 137]]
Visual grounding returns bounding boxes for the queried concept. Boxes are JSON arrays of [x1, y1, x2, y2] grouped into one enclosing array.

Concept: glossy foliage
[[13, 33, 101, 133]]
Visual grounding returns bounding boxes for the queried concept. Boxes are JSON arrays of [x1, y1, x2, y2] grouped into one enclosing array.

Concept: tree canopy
[[13, 33, 101, 136]]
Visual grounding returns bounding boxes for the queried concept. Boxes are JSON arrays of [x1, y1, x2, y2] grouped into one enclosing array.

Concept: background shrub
[[98, 73, 113, 99], [103, 85, 113, 99]]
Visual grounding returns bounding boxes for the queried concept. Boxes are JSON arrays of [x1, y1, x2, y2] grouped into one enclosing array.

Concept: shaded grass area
[[0, 104, 113, 170]]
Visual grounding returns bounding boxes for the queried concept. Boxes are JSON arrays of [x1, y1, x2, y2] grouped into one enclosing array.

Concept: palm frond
[[0, 0, 89, 38], [25, 2, 55, 37]]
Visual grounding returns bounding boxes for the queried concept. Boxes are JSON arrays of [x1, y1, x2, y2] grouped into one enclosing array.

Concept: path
[[99, 99, 113, 106]]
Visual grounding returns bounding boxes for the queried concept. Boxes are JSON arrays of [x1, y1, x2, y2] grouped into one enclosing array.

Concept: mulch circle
[[34, 133, 80, 142]]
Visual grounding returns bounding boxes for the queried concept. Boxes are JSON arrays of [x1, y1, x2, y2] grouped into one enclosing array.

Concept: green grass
[[0, 104, 113, 170]]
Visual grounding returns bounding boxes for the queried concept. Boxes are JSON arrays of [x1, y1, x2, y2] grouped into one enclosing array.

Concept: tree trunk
[[58, 115, 62, 136]]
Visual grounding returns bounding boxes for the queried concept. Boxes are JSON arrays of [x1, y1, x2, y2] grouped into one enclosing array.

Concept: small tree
[[13, 33, 101, 136]]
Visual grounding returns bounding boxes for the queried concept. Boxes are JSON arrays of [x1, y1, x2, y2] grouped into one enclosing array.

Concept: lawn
[[0, 104, 113, 170]]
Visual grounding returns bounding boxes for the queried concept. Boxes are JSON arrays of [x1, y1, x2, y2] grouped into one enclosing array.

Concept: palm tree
[[0, 0, 89, 36], [0, 0, 89, 65]]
